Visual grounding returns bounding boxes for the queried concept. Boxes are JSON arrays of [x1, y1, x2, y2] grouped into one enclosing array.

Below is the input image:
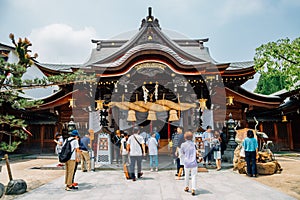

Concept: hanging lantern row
[[223, 76, 251, 82], [94, 76, 251, 86]]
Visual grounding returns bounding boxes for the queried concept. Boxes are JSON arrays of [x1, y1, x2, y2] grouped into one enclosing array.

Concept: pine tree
[[0, 34, 95, 152]]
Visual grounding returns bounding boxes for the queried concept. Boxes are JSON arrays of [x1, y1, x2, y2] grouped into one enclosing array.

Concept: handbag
[[240, 145, 245, 158]]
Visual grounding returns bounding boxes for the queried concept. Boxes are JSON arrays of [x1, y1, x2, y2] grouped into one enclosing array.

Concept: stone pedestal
[[223, 148, 235, 163], [5, 179, 27, 195]]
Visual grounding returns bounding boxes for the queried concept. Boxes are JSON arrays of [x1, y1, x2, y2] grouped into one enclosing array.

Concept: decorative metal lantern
[[68, 98, 76, 108], [199, 98, 207, 111], [95, 100, 104, 110], [226, 96, 234, 106], [282, 115, 287, 122]]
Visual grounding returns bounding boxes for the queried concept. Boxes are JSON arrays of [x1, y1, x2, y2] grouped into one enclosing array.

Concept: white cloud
[[29, 24, 97, 64]]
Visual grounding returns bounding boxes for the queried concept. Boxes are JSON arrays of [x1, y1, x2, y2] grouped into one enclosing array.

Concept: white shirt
[[147, 137, 158, 155], [66, 137, 79, 160], [127, 134, 144, 156], [120, 138, 128, 155], [140, 131, 150, 143], [203, 131, 213, 147]]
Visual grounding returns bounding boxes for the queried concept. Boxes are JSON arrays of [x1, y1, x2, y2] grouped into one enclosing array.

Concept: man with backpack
[[63, 129, 80, 191]]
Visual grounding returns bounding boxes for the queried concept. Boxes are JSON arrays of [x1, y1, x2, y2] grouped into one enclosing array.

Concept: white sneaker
[[150, 168, 153, 172], [155, 168, 158, 172]]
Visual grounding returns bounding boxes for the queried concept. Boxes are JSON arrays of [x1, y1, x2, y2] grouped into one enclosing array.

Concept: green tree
[[254, 37, 300, 94], [254, 73, 287, 95], [0, 34, 95, 152]]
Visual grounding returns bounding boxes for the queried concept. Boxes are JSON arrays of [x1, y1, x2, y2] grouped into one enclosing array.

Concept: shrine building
[[1, 8, 299, 154]]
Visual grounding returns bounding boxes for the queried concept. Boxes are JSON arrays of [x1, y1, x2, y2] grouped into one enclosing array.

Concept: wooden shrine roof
[[28, 8, 256, 81], [225, 87, 282, 109], [29, 89, 79, 111]]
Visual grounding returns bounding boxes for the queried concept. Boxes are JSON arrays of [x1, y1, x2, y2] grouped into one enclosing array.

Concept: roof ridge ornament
[[140, 7, 160, 30], [148, 7, 152, 18]]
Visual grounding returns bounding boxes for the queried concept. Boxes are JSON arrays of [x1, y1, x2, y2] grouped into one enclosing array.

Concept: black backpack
[[59, 138, 75, 163]]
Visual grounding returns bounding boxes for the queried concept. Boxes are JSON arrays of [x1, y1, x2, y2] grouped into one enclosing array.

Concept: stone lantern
[[223, 113, 238, 163]]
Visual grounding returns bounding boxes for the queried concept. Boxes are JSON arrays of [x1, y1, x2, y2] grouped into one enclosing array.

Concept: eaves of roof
[[35, 62, 79, 75], [226, 87, 282, 109], [0, 42, 15, 51], [271, 80, 300, 98], [29, 89, 79, 111], [90, 43, 208, 69]]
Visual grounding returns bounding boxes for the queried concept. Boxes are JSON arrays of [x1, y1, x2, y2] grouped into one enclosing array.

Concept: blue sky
[[1, 0, 299, 65]]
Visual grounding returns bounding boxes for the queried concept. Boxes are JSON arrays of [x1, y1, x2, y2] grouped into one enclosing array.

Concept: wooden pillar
[[40, 125, 45, 153], [287, 122, 293, 150], [54, 126, 58, 136], [183, 110, 188, 132], [259, 122, 263, 132], [273, 122, 278, 144]]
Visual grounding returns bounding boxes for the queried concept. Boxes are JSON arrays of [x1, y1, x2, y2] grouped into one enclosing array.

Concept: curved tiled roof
[[227, 61, 254, 70], [31, 9, 255, 76], [36, 63, 80, 72], [83, 14, 213, 67], [90, 43, 210, 68]]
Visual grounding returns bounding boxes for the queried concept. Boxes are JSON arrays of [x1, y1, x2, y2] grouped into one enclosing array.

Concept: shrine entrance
[[94, 60, 217, 153]]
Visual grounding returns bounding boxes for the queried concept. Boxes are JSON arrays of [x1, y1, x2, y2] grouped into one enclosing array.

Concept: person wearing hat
[[64, 129, 80, 191]]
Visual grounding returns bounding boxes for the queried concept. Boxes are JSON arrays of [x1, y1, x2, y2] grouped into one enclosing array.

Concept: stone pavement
[[15, 167, 295, 200]]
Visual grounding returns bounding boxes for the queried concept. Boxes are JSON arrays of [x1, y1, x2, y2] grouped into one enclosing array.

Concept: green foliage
[[0, 141, 22, 153], [254, 74, 288, 95], [0, 34, 96, 152], [48, 70, 96, 85], [254, 37, 300, 93]]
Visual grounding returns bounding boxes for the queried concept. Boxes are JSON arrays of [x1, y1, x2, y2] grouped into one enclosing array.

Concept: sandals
[[184, 187, 196, 195]]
